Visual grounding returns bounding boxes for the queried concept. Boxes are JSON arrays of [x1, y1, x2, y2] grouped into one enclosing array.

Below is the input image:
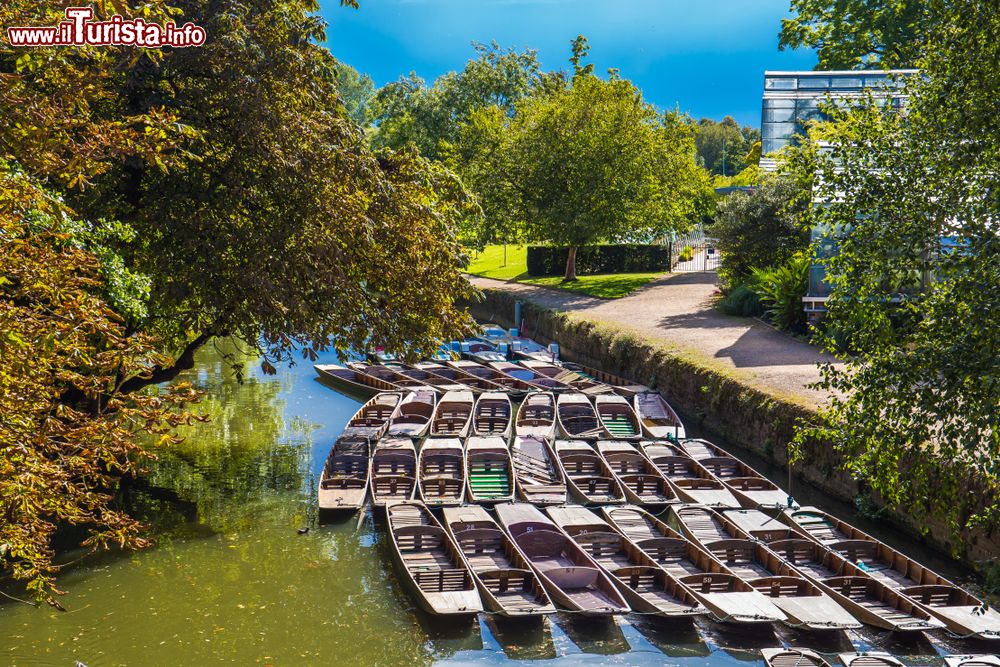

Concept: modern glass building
[[758, 69, 917, 313]]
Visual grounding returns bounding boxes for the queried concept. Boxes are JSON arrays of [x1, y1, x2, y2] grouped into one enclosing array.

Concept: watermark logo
[[7, 7, 206, 48]]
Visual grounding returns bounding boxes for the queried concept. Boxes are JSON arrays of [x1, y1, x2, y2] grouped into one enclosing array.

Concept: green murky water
[[0, 345, 986, 665]]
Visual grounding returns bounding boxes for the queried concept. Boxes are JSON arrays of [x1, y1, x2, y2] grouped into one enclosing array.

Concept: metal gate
[[669, 231, 720, 272]]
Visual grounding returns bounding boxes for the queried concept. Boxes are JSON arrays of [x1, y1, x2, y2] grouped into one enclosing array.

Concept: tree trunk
[[564, 246, 578, 282], [503, 243, 507, 267]]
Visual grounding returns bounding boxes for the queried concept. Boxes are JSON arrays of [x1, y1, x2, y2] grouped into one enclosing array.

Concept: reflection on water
[[0, 342, 973, 665]]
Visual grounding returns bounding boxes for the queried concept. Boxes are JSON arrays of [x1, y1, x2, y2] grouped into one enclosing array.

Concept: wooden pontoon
[[472, 392, 513, 438], [594, 394, 642, 441], [495, 503, 630, 616], [314, 363, 398, 395], [514, 391, 557, 439], [762, 649, 832, 667], [385, 501, 483, 616], [680, 439, 787, 508], [370, 437, 417, 508], [441, 505, 555, 618], [780, 507, 1000, 639], [669, 504, 860, 630], [554, 440, 626, 505], [633, 392, 686, 440], [596, 440, 676, 506], [417, 437, 466, 508], [411, 361, 507, 393], [943, 657, 1000, 667], [837, 654, 904, 667], [490, 361, 572, 392], [465, 436, 515, 504], [386, 390, 436, 438], [447, 360, 533, 394], [638, 443, 740, 507], [342, 392, 401, 439], [429, 390, 475, 437], [460, 340, 507, 364], [559, 362, 651, 397], [765, 538, 944, 632], [545, 506, 705, 618], [519, 360, 613, 395], [556, 393, 608, 439], [601, 505, 786, 624], [511, 436, 567, 506], [318, 435, 371, 511]]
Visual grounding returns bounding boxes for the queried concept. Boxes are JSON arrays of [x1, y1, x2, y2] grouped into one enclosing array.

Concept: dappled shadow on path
[[714, 325, 833, 369]]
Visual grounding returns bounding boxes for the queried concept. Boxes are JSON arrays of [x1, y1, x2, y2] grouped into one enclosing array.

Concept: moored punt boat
[[780, 507, 1000, 639], [343, 392, 401, 439], [680, 439, 787, 508], [417, 437, 466, 507], [545, 506, 705, 618], [314, 363, 398, 395], [412, 361, 507, 393], [594, 394, 642, 440], [638, 443, 740, 507], [515, 391, 557, 439], [669, 505, 860, 630], [387, 390, 437, 438], [495, 503, 630, 616], [762, 649, 832, 667], [511, 436, 567, 506], [718, 508, 798, 543], [472, 392, 513, 438], [596, 440, 676, 506], [370, 437, 418, 508], [943, 657, 1000, 667], [559, 362, 651, 397], [429, 390, 475, 437], [556, 393, 608, 439], [385, 501, 483, 616], [447, 360, 534, 394], [392, 366, 475, 393], [461, 340, 507, 364], [465, 436, 515, 504], [765, 538, 944, 632], [634, 392, 686, 440], [441, 505, 555, 618], [518, 360, 613, 395], [601, 505, 786, 624], [837, 654, 905, 667], [318, 435, 371, 512], [554, 440, 626, 505], [490, 361, 573, 392], [346, 361, 430, 391]]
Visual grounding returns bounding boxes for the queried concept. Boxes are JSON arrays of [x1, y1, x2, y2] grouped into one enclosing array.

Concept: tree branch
[[117, 332, 213, 394]]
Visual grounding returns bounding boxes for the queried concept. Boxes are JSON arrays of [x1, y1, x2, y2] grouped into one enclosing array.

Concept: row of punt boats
[[763, 651, 999, 667]]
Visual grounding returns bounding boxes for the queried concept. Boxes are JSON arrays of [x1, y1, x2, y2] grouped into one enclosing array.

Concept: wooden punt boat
[[472, 392, 513, 438], [595, 440, 676, 506], [837, 654, 904, 667], [594, 394, 642, 440], [780, 507, 1000, 639], [680, 439, 787, 508], [417, 437, 466, 507], [370, 437, 418, 508], [518, 360, 613, 395], [943, 657, 1000, 667], [556, 393, 608, 439], [511, 436, 567, 506], [633, 392, 686, 439], [447, 360, 534, 394], [545, 505, 705, 618], [719, 508, 798, 543], [638, 443, 740, 507], [514, 391, 556, 439], [558, 362, 651, 397], [346, 361, 431, 392], [429, 390, 475, 437], [342, 392, 401, 439], [385, 501, 482, 616], [554, 440, 626, 505], [601, 505, 786, 624], [387, 389, 436, 438], [669, 505, 860, 630], [314, 363, 398, 395], [465, 436, 515, 504], [441, 505, 555, 618], [765, 538, 944, 632], [391, 365, 475, 393], [411, 361, 507, 393], [318, 435, 371, 511], [460, 340, 507, 364], [762, 649, 832, 667], [489, 361, 573, 392], [494, 503, 630, 616]]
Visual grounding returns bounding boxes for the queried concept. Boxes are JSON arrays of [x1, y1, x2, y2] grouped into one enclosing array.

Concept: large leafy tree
[[694, 117, 761, 177], [795, 0, 1000, 538], [779, 0, 935, 69]]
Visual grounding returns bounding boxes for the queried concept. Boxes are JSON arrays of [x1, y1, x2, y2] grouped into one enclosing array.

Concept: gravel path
[[468, 272, 838, 408]]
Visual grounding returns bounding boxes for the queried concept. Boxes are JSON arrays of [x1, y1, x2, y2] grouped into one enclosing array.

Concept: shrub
[[677, 245, 694, 262], [749, 251, 810, 331], [717, 284, 764, 317], [525, 244, 670, 276]]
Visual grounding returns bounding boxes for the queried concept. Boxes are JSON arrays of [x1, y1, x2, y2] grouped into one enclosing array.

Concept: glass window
[[763, 98, 796, 109], [764, 107, 796, 123], [798, 77, 831, 89], [765, 77, 797, 90], [830, 77, 863, 89]]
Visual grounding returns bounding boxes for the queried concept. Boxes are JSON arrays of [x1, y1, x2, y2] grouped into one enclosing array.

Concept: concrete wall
[[466, 288, 999, 569]]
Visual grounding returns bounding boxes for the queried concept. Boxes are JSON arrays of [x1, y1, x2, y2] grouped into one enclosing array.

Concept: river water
[[0, 344, 989, 665]]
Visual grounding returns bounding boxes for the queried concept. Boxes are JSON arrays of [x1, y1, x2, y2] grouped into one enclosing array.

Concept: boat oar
[[355, 499, 370, 532]]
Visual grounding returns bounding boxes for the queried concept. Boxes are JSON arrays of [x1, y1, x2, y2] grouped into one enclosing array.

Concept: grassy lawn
[[465, 244, 662, 299]]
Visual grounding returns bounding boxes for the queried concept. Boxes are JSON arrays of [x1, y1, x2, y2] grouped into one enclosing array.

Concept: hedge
[[526, 244, 670, 276]]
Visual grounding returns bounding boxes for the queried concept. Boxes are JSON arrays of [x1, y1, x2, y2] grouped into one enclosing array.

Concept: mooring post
[[514, 300, 522, 330]]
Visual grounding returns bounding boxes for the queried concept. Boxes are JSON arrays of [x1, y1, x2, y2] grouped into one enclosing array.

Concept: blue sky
[[318, 0, 816, 127]]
